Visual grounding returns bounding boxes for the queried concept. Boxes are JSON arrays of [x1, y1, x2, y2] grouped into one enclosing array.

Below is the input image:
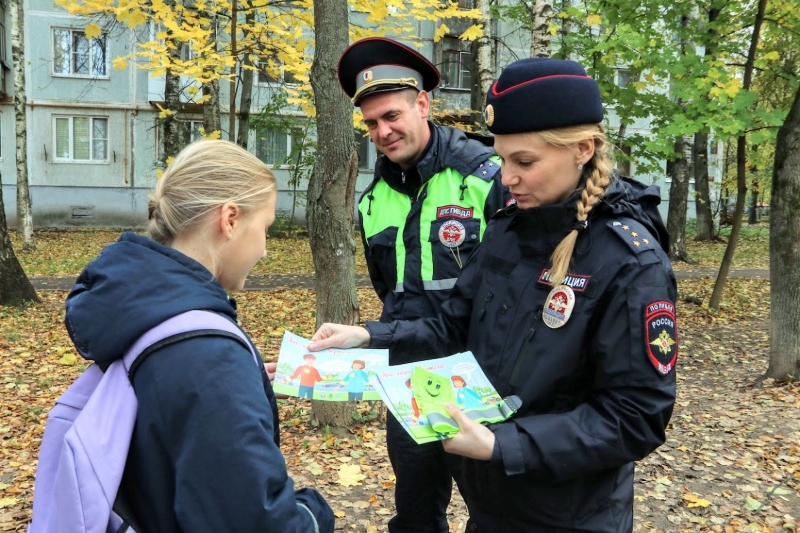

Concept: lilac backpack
[[29, 310, 258, 533]]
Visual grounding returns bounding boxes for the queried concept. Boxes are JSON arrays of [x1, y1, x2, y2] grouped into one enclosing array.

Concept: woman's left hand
[[441, 404, 496, 461]]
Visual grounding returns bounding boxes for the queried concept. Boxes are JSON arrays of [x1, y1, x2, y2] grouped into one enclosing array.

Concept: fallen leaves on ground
[[0, 279, 795, 532], [673, 224, 770, 272]]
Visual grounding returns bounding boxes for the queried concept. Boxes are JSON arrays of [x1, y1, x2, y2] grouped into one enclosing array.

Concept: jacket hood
[[596, 176, 669, 252], [65, 232, 236, 364]]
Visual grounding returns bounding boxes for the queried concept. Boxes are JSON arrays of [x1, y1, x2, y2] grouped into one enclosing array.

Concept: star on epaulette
[[643, 238, 650, 245], [631, 232, 638, 237], [482, 171, 487, 175], [622, 225, 630, 231], [633, 240, 640, 247]]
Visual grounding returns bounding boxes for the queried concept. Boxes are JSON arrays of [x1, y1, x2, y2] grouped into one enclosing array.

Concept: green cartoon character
[[410, 366, 459, 435]]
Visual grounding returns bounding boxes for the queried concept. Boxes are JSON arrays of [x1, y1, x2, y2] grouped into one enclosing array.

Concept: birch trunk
[[308, 0, 360, 427], [765, 81, 800, 380], [530, 0, 554, 58], [11, 0, 33, 250], [470, 0, 493, 130], [228, 1, 238, 143]]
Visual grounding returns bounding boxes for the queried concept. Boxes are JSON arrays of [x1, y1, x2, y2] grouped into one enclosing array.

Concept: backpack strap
[[122, 310, 259, 379], [113, 310, 259, 531]]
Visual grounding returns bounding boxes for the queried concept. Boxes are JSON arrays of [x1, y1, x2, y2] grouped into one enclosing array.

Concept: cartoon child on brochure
[[335, 359, 369, 401], [281, 353, 323, 399]]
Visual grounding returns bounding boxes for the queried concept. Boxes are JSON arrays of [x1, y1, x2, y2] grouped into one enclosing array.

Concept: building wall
[[1, 2, 721, 228]]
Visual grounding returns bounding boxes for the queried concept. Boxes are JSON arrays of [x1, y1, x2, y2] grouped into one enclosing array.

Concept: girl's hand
[[265, 362, 277, 384], [441, 404, 496, 461], [308, 324, 371, 351]]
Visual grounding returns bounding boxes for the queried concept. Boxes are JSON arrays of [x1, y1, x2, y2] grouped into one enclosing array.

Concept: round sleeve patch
[[645, 301, 677, 376]]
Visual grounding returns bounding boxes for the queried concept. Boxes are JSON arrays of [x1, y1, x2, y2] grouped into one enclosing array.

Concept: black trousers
[[386, 413, 465, 533]]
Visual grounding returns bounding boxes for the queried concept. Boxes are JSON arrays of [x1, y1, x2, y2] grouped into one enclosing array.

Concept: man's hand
[[308, 323, 371, 351], [441, 404, 496, 461]]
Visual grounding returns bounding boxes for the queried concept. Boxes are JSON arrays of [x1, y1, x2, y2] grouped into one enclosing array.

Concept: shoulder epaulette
[[469, 155, 501, 182], [607, 219, 659, 254], [491, 201, 518, 220]]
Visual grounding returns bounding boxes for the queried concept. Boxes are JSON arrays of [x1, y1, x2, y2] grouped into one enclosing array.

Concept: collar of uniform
[[509, 201, 577, 251]]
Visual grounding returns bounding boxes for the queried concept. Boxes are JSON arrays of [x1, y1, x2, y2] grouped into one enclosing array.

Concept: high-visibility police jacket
[[358, 123, 508, 356]]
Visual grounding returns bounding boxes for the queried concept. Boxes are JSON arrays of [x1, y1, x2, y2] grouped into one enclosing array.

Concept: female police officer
[[310, 57, 677, 532]]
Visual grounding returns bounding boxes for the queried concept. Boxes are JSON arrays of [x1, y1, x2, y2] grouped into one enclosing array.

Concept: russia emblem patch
[[645, 300, 678, 376]]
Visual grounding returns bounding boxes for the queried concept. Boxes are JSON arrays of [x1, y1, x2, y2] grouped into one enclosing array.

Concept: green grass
[[679, 222, 769, 270]]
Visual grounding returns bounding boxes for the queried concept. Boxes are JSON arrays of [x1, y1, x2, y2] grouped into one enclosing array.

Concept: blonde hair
[[533, 124, 613, 287], [146, 140, 277, 246]]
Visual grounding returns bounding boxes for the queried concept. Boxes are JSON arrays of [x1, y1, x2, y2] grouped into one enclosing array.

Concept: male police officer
[[338, 38, 509, 533]]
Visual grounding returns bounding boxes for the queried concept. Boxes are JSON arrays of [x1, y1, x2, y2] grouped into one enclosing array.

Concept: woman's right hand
[[308, 324, 371, 351]]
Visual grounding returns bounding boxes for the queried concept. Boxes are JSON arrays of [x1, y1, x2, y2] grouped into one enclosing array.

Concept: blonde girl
[[65, 140, 334, 532]]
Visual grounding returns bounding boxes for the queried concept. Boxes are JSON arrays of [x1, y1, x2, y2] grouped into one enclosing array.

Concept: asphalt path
[[29, 269, 769, 291]]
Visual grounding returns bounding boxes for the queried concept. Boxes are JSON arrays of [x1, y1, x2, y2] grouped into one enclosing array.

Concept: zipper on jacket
[[402, 171, 406, 184]]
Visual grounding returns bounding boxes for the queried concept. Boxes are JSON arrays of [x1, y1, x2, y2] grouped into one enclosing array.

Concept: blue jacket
[[65, 233, 333, 533], [366, 177, 677, 532]]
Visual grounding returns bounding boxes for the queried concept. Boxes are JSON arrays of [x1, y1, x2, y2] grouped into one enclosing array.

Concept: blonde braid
[[545, 125, 614, 287]]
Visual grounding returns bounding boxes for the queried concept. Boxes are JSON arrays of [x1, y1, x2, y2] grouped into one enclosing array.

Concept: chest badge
[[543, 285, 575, 329], [439, 220, 466, 248]]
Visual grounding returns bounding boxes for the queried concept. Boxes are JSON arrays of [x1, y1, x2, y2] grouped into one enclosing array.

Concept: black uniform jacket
[[366, 177, 677, 532]]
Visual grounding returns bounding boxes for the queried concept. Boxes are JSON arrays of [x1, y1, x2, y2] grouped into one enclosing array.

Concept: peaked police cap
[[338, 37, 440, 106]]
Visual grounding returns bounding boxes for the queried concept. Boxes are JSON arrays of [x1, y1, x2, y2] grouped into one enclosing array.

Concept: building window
[[255, 127, 303, 166], [257, 56, 300, 86], [155, 120, 203, 162], [615, 68, 631, 88], [53, 29, 108, 77], [54, 116, 108, 162], [458, 0, 475, 8], [441, 37, 472, 89]]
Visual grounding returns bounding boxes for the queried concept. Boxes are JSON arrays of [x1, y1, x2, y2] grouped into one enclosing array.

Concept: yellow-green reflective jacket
[[358, 124, 509, 326]]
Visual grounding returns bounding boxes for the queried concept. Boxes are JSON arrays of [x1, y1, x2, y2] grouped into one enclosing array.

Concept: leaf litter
[[2, 228, 794, 532]]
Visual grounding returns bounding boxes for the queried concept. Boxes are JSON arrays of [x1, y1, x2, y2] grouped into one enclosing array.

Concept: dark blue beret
[[338, 38, 440, 106], [485, 58, 604, 134]]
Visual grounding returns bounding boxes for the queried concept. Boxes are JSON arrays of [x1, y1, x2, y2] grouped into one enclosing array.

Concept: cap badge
[[543, 285, 575, 329], [362, 70, 374, 82], [484, 104, 495, 127], [439, 220, 466, 248]]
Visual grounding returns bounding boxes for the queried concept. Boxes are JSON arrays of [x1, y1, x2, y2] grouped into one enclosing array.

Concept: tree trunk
[[203, 79, 221, 135], [530, 0, 554, 58], [616, 123, 632, 177], [228, 1, 238, 143], [308, 0, 360, 428], [0, 177, 38, 306], [160, 0, 181, 162], [693, 131, 715, 240], [709, 0, 767, 310], [235, 10, 255, 150], [765, 81, 800, 380], [694, 5, 721, 241], [11, 0, 33, 251], [749, 180, 758, 224], [667, 135, 693, 262], [203, 14, 221, 136], [470, 0, 493, 130]]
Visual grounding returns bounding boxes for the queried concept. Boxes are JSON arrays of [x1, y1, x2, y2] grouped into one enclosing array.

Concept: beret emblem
[[484, 104, 495, 127]]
